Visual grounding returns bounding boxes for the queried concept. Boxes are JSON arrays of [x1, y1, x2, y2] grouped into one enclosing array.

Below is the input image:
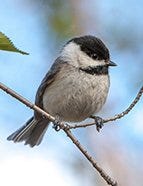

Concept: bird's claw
[[53, 119, 61, 131], [90, 116, 104, 132]]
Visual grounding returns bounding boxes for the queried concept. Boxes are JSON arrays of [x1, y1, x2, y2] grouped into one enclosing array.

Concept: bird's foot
[[90, 116, 104, 132], [53, 119, 61, 131], [53, 120, 70, 131]]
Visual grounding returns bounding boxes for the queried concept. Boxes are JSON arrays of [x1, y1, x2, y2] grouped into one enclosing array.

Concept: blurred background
[[0, 0, 143, 185]]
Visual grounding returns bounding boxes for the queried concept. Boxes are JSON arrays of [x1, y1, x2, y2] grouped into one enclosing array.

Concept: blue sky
[[0, 1, 143, 186]]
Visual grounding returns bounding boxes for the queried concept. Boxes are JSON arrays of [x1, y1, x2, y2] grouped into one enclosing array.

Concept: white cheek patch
[[61, 42, 80, 66], [61, 42, 106, 68], [78, 54, 106, 67]]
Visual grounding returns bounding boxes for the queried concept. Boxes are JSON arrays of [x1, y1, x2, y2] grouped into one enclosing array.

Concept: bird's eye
[[91, 53, 98, 59]]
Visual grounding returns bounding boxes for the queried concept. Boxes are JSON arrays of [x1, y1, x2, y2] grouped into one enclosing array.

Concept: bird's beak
[[108, 61, 117, 67]]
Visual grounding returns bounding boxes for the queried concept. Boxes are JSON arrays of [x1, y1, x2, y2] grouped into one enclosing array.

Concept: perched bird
[[7, 35, 117, 147]]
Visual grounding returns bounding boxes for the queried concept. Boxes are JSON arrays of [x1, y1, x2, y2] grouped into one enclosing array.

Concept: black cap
[[68, 35, 110, 61]]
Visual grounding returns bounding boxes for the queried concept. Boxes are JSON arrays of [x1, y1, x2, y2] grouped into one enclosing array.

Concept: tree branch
[[63, 127, 117, 186], [68, 86, 143, 130], [2, 83, 143, 185]]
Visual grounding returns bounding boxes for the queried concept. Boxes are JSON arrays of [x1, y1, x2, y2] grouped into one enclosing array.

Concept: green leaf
[[0, 32, 29, 55]]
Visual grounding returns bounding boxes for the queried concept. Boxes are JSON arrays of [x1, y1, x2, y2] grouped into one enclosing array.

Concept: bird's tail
[[7, 117, 49, 147]]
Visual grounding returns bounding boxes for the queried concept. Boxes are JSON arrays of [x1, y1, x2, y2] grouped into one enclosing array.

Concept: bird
[[7, 35, 117, 147]]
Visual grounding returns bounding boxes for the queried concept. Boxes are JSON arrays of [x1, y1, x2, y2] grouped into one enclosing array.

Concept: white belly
[[43, 69, 109, 122]]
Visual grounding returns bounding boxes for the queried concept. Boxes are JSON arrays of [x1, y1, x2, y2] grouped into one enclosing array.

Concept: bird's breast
[[43, 67, 109, 122]]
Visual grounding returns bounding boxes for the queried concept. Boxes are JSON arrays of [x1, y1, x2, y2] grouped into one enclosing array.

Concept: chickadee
[[7, 35, 117, 147]]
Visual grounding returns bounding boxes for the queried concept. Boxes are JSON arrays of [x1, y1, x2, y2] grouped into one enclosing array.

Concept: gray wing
[[34, 57, 66, 118]]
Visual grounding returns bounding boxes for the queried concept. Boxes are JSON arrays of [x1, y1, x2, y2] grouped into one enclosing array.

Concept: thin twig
[[69, 86, 143, 129], [0, 82, 117, 186], [0, 82, 56, 122], [63, 127, 117, 186]]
